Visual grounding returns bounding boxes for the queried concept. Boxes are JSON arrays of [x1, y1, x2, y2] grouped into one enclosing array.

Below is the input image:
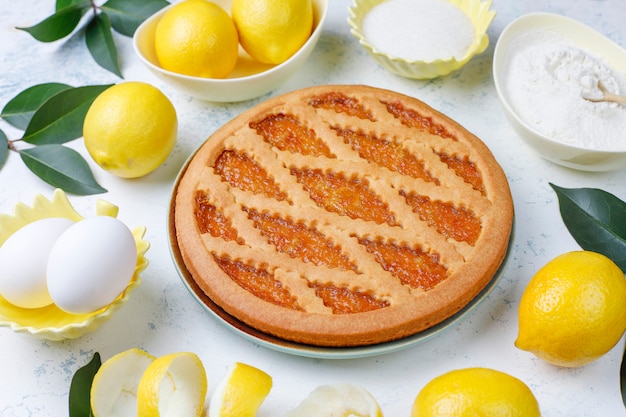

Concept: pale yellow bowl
[[347, 0, 495, 79], [493, 12, 626, 171], [133, 0, 328, 102], [0, 189, 149, 341]]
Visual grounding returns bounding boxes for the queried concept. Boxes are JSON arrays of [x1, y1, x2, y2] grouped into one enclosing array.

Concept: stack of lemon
[[90, 349, 274, 417], [89, 348, 385, 417], [88, 348, 544, 417], [154, 0, 314, 79]]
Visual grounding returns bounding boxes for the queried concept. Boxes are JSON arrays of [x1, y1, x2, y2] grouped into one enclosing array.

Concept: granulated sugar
[[504, 29, 626, 151], [362, 0, 474, 62]]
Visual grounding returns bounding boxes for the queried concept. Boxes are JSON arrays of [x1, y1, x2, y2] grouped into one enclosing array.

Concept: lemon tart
[[172, 85, 513, 347]]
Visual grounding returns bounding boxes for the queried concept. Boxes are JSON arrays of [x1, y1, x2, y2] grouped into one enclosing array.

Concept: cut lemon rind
[[285, 383, 383, 417], [90, 348, 156, 417], [91, 351, 385, 417], [208, 362, 272, 417], [137, 351, 208, 417]]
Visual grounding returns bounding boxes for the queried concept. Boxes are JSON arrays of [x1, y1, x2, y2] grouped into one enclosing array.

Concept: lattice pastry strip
[[350, 96, 494, 198], [213, 127, 488, 256], [257, 103, 361, 161], [270, 149, 473, 261], [199, 232, 412, 312], [223, 184, 429, 299], [222, 132, 315, 208], [228, 185, 458, 286]]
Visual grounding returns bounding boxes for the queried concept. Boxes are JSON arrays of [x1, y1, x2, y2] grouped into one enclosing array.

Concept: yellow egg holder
[[348, 0, 496, 79], [0, 189, 149, 341]]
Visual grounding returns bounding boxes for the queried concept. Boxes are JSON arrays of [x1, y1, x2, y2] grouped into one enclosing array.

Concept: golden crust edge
[[171, 84, 514, 347]]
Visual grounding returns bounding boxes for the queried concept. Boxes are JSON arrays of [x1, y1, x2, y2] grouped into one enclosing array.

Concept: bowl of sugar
[[493, 12, 626, 171], [347, 0, 495, 79]]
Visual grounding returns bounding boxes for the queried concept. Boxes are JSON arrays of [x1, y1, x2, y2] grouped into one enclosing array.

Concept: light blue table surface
[[1, 1, 625, 416]]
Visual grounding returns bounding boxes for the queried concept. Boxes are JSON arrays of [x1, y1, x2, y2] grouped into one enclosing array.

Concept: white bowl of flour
[[493, 12, 626, 171]]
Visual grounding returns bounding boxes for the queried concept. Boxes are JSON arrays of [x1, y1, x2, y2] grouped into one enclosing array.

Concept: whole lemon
[[516, 250, 626, 367], [412, 367, 541, 417], [232, 0, 313, 65], [83, 82, 177, 179], [154, 0, 239, 78]]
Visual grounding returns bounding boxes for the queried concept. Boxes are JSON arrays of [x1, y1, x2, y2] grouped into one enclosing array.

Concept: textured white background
[[1, 0, 626, 416]]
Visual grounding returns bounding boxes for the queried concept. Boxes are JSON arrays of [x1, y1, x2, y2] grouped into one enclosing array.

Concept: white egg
[[47, 216, 137, 315], [0, 217, 75, 308]]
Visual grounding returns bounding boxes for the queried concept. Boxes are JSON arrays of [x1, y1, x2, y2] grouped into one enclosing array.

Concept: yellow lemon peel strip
[[90, 348, 156, 417], [285, 383, 383, 417], [208, 362, 272, 417], [137, 351, 208, 417]]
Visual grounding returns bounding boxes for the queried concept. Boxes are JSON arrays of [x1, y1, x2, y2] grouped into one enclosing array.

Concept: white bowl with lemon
[[133, 0, 328, 102]]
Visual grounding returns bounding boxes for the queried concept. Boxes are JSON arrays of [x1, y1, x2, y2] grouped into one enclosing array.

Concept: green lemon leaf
[[101, 0, 169, 37], [22, 84, 113, 145], [0, 130, 8, 169], [16, 3, 90, 42], [69, 352, 101, 417], [1, 83, 72, 130], [57, 0, 90, 10], [86, 13, 122, 78], [20, 144, 107, 195], [550, 183, 626, 272]]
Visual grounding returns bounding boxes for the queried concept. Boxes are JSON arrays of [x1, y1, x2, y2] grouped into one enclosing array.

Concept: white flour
[[503, 30, 626, 151], [362, 0, 474, 62]]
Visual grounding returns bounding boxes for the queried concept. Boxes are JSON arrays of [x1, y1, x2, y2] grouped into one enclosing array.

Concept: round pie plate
[[168, 184, 513, 359]]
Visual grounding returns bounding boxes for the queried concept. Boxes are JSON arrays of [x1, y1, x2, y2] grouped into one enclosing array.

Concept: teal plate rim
[[167, 161, 514, 359]]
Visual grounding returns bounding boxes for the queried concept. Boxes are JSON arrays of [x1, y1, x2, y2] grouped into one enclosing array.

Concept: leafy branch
[[0, 83, 113, 195], [551, 183, 626, 408], [17, 0, 169, 78]]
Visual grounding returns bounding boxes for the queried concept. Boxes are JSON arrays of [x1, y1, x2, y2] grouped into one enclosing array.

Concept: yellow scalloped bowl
[[0, 189, 149, 341], [348, 0, 496, 79]]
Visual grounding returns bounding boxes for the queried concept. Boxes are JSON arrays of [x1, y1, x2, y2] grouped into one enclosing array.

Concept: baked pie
[[171, 85, 513, 347]]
